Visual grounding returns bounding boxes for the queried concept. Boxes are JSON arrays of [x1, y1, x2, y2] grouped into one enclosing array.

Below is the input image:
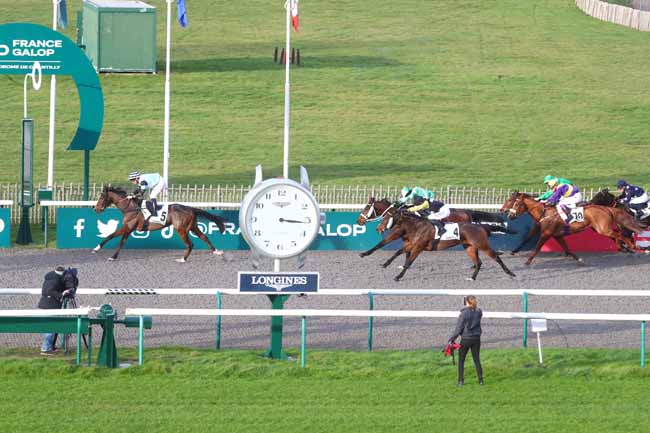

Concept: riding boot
[[150, 198, 159, 217], [431, 220, 446, 238], [142, 215, 152, 231], [562, 205, 573, 224]]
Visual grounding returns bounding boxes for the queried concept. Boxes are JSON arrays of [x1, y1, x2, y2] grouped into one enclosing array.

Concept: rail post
[[368, 292, 374, 351], [76, 316, 82, 366], [522, 291, 529, 348], [301, 316, 307, 368], [216, 292, 222, 350], [138, 315, 144, 366], [642, 321, 646, 368]]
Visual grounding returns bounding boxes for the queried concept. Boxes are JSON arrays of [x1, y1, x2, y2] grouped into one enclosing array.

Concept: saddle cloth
[[569, 207, 584, 223], [436, 223, 460, 241], [142, 202, 169, 225]]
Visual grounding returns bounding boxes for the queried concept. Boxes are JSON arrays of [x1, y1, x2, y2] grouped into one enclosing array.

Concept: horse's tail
[[468, 210, 506, 224], [191, 208, 227, 233], [478, 224, 517, 235]]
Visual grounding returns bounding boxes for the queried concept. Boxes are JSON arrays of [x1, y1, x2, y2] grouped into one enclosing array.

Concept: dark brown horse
[[93, 186, 227, 262], [357, 197, 506, 226], [500, 191, 642, 266], [591, 189, 650, 228], [362, 207, 516, 281]]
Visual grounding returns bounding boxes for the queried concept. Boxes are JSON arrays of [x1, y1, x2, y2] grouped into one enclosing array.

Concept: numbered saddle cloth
[[437, 223, 460, 241], [569, 207, 584, 223], [142, 202, 169, 225]]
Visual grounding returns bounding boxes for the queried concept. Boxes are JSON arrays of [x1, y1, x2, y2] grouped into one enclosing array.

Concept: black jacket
[[37, 271, 76, 310], [449, 307, 482, 341]]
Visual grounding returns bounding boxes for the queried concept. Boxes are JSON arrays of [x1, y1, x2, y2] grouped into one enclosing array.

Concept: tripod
[[53, 295, 89, 354]]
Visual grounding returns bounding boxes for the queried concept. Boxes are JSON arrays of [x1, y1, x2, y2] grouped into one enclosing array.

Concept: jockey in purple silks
[[540, 175, 582, 224]]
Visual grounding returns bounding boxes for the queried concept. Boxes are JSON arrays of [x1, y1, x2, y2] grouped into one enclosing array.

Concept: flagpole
[[283, 0, 291, 179], [163, 0, 172, 198], [47, 0, 59, 188]]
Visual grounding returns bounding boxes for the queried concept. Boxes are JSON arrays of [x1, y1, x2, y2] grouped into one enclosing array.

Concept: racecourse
[[2, 248, 649, 351]]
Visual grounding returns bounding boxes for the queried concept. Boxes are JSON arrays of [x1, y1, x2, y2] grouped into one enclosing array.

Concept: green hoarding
[[56, 209, 382, 250]]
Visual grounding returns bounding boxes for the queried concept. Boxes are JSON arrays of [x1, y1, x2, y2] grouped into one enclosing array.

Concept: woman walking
[[448, 295, 484, 386]]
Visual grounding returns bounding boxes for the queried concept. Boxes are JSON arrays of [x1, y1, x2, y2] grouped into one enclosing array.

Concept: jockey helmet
[[543, 175, 557, 187], [400, 187, 412, 198], [128, 171, 141, 181], [616, 179, 627, 189]]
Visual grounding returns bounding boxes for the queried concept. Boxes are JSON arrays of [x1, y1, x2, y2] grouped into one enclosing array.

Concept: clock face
[[241, 179, 320, 259]]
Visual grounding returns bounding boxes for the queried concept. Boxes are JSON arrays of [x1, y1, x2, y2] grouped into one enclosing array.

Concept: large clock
[[240, 178, 322, 259]]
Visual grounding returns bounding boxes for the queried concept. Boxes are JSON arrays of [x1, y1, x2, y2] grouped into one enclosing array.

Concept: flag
[[290, 0, 299, 31], [57, 0, 68, 29], [177, 0, 188, 28]]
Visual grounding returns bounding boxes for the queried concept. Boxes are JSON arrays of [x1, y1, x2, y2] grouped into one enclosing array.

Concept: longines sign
[[238, 272, 319, 294]]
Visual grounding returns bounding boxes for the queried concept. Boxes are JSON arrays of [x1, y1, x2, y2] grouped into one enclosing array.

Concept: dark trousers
[[458, 337, 483, 382]]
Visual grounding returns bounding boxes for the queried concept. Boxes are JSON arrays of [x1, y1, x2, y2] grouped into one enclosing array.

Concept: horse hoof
[[394, 276, 402, 282], [397, 265, 404, 270], [524, 261, 532, 267], [107, 257, 116, 262], [359, 253, 366, 258], [213, 250, 224, 256], [465, 277, 475, 282], [510, 251, 519, 256], [176, 258, 186, 263]]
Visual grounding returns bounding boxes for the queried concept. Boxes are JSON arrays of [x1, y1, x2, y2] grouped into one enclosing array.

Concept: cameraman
[[37, 266, 77, 355], [448, 295, 484, 386]]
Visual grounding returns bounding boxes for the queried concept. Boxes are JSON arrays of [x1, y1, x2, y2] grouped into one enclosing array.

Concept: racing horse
[[357, 197, 507, 258], [93, 186, 227, 262], [357, 197, 505, 227], [501, 191, 642, 266], [591, 189, 650, 228], [363, 207, 516, 281]]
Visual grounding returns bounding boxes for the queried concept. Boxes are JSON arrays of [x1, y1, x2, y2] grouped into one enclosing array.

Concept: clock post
[[239, 166, 324, 360]]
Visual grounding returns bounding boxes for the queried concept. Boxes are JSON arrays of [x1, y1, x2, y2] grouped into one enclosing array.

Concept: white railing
[[0, 200, 13, 206], [0, 308, 90, 317], [123, 307, 650, 368]]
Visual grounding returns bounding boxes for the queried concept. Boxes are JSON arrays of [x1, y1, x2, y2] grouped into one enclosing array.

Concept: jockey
[[540, 175, 582, 223], [537, 175, 573, 201], [616, 179, 649, 218], [397, 186, 449, 237], [128, 171, 168, 224]]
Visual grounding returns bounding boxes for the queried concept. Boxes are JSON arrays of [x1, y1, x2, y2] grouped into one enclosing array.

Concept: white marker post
[[531, 318, 548, 365]]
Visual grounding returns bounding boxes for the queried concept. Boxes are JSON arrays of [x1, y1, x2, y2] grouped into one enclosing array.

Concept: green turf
[[0, 348, 649, 432], [0, 1, 649, 189]]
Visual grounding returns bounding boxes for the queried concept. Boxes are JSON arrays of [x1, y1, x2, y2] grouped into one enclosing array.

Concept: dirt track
[[1, 248, 649, 352]]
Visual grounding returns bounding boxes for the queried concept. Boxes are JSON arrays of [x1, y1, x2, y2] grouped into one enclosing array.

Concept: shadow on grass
[[167, 55, 402, 73]]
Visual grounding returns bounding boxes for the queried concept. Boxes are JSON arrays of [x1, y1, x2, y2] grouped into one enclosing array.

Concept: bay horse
[[357, 197, 505, 227], [591, 189, 650, 228], [362, 207, 516, 281], [500, 191, 642, 266], [93, 186, 227, 262]]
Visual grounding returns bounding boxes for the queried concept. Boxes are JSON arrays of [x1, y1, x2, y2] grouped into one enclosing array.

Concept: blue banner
[[0, 208, 10, 248], [238, 272, 319, 294]]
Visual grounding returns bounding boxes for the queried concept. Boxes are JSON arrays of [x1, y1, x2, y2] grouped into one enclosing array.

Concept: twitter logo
[[97, 219, 119, 238]]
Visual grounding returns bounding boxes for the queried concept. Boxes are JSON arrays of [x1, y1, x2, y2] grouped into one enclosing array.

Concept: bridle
[[360, 202, 394, 222], [506, 193, 524, 217]]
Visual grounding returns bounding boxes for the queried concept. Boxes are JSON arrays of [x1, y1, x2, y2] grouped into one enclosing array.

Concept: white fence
[[576, 0, 650, 30], [0, 182, 623, 224]]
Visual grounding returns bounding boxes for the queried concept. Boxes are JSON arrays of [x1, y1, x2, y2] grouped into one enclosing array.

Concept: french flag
[[290, 0, 299, 31]]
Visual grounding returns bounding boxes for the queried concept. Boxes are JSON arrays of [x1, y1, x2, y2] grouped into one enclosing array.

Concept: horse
[[362, 207, 516, 281], [591, 188, 650, 228], [357, 197, 506, 226], [500, 191, 642, 266], [93, 186, 227, 263]]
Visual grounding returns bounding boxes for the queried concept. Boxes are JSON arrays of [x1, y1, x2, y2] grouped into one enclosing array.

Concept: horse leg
[[382, 247, 405, 268], [464, 246, 482, 280], [108, 229, 133, 261], [394, 248, 423, 281], [191, 224, 224, 257], [176, 228, 193, 263], [511, 224, 538, 255], [93, 226, 129, 253], [359, 231, 402, 257], [484, 247, 516, 277], [524, 234, 552, 266], [553, 236, 583, 264]]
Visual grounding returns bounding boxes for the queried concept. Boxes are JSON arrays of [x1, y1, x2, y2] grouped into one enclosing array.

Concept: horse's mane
[[104, 186, 127, 196]]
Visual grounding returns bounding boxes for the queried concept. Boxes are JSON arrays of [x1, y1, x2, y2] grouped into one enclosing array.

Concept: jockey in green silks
[[396, 186, 448, 237]]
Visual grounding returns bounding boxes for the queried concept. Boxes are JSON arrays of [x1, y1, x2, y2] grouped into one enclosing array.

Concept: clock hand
[[279, 218, 309, 224]]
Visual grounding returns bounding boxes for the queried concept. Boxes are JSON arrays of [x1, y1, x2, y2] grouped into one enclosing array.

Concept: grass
[[0, 1, 649, 189], [0, 347, 649, 432]]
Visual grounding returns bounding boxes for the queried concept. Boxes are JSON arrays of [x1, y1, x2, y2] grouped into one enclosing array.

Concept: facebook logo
[[73, 219, 85, 238]]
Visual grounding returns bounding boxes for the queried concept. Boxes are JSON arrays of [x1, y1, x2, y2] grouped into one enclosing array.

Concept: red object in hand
[[443, 342, 461, 357]]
